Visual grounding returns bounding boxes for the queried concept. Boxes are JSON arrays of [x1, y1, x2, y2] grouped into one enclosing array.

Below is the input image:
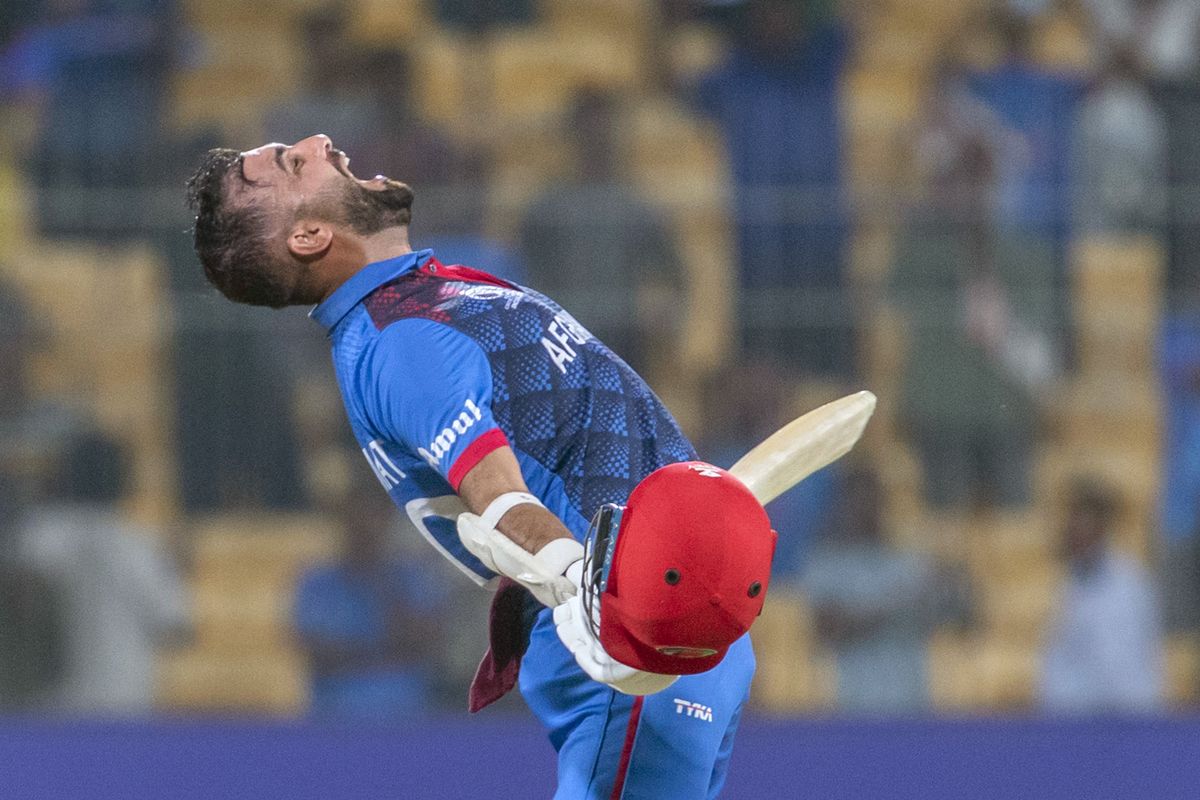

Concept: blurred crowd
[[0, 0, 1198, 719]]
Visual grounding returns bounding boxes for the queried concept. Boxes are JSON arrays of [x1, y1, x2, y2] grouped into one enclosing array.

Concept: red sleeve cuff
[[448, 428, 511, 490]]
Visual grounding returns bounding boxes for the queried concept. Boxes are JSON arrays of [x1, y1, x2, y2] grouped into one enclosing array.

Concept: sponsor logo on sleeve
[[417, 398, 485, 468]]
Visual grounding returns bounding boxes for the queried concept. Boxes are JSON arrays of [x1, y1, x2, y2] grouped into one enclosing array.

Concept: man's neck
[[315, 227, 413, 303], [358, 227, 413, 266]]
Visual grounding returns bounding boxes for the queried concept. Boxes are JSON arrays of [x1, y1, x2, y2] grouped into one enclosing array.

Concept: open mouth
[[334, 149, 393, 189], [332, 149, 353, 178]]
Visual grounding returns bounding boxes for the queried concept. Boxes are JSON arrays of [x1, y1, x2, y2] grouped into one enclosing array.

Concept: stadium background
[[1, 0, 1200, 796]]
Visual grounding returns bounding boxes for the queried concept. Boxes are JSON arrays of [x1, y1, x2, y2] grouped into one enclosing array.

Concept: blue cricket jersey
[[313, 250, 756, 799], [311, 249, 695, 585]]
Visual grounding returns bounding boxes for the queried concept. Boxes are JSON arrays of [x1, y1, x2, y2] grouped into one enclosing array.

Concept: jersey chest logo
[[541, 312, 590, 374]]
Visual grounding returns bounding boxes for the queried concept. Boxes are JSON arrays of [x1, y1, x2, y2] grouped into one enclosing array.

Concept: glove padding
[[553, 591, 679, 695], [458, 513, 583, 607]]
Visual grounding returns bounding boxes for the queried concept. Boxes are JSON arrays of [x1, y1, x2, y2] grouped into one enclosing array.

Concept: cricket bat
[[728, 390, 876, 505]]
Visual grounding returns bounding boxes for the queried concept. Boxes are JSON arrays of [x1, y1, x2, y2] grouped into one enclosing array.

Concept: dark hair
[[1067, 477, 1120, 522], [53, 430, 131, 506], [186, 148, 295, 307]]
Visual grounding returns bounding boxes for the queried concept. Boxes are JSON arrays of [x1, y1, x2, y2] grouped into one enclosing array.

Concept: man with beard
[[185, 135, 772, 799]]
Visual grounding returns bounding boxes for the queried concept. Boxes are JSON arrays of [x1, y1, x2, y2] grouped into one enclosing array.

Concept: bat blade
[[729, 390, 876, 505]]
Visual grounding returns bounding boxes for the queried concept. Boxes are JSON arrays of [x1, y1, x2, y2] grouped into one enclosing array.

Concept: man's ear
[[286, 220, 333, 259]]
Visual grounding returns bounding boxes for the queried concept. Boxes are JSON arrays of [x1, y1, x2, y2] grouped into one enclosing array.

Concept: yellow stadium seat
[[161, 513, 342, 712], [1032, 10, 1094, 72], [1071, 235, 1164, 377], [664, 23, 728, 83], [190, 513, 339, 582], [347, 0, 430, 43], [975, 633, 1040, 709], [844, 67, 925, 133], [857, 19, 939, 75], [928, 629, 986, 711], [751, 590, 837, 713], [931, 628, 1045, 711], [171, 12, 302, 136], [1058, 377, 1161, 460], [541, 0, 652, 36], [968, 510, 1053, 562], [975, 562, 1063, 641], [411, 32, 473, 128], [2, 241, 175, 524], [191, 574, 296, 650], [488, 29, 644, 122], [627, 98, 726, 200], [1165, 635, 1200, 707], [158, 648, 308, 713]]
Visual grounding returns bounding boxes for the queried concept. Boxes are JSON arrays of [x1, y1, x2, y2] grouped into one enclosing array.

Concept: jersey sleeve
[[361, 317, 509, 490]]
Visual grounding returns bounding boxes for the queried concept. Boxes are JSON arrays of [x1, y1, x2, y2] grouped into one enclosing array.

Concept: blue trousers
[[519, 607, 756, 799]]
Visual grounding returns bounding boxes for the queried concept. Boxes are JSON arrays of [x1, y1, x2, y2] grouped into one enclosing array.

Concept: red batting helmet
[[581, 461, 777, 675]]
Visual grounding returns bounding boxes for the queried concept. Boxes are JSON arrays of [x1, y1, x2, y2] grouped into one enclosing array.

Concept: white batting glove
[[458, 513, 583, 607], [553, 591, 679, 695]]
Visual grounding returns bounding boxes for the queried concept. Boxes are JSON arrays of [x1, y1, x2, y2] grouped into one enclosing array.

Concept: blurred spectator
[[166, 249, 311, 513], [1122, 2, 1200, 298], [690, 0, 852, 376], [965, 9, 1084, 356], [1159, 267, 1200, 629], [1039, 478, 1165, 713], [1070, 48, 1168, 236], [890, 84, 1057, 510], [264, 5, 375, 155], [1, 0, 182, 240], [0, 279, 42, 478], [335, 47, 465, 199], [0, 277, 84, 503], [418, 147, 527, 286], [18, 430, 190, 715], [1082, 0, 1200, 81], [518, 88, 684, 375], [268, 11, 462, 181], [0, 1, 37, 48], [269, 35, 474, 246], [349, 47, 507, 281], [694, 358, 839, 578], [802, 468, 949, 713], [187, 9, 360, 513], [0, 474, 65, 711], [966, 9, 1084, 241], [433, 0, 536, 33], [294, 485, 448, 720]]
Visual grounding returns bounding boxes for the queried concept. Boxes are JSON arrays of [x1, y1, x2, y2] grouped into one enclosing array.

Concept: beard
[[340, 178, 415, 235], [299, 176, 415, 236]]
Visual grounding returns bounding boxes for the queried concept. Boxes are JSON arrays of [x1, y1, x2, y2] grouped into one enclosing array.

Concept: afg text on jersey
[[542, 312, 590, 374]]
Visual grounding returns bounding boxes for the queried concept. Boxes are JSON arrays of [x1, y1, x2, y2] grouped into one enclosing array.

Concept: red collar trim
[[420, 258, 516, 290]]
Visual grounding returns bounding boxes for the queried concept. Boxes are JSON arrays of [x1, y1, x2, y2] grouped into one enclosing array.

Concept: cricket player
[[186, 134, 776, 799]]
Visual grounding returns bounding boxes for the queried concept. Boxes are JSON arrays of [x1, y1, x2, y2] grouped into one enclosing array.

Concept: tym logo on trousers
[[419, 399, 484, 467], [673, 699, 713, 722]]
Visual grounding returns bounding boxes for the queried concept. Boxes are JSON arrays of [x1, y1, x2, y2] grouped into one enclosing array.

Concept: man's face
[[1063, 506, 1106, 566], [240, 134, 371, 198], [235, 134, 412, 236]]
